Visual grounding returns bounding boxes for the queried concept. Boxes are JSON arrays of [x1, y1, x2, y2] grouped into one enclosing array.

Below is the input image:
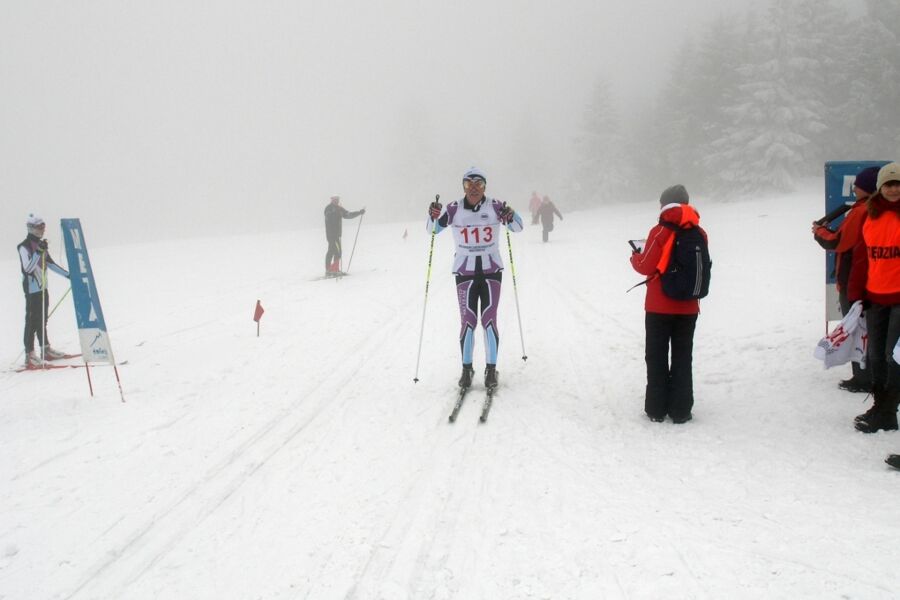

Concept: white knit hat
[[876, 162, 900, 190]]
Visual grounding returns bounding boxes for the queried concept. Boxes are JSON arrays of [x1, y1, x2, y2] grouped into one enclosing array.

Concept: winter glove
[[499, 204, 515, 225], [359, 208, 366, 215], [37, 240, 48, 251], [429, 201, 442, 220]]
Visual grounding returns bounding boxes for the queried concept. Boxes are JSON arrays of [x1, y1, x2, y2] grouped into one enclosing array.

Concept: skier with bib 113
[[17, 214, 70, 367], [427, 167, 524, 390]]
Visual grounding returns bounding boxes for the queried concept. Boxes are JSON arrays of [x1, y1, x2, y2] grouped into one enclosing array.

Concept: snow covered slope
[[2, 190, 899, 599]]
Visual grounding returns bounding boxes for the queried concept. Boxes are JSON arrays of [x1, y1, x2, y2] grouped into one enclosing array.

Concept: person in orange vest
[[629, 185, 708, 424], [812, 166, 879, 392], [847, 163, 900, 434]]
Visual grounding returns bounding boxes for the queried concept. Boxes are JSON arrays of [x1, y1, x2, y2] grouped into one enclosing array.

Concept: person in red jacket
[[812, 166, 879, 392], [847, 162, 900, 434], [630, 185, 707, 424]]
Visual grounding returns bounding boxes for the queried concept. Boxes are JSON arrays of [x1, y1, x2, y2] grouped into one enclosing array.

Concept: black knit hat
[[854, 166, 880, 194], [660, 184, 689, 205]]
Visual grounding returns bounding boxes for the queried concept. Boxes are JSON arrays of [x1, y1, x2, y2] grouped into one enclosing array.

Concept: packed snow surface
[[2, 190, 899, 599]]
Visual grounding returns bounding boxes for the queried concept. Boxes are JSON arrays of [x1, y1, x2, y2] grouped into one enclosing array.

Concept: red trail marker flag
[[253, 300, 265, 336]]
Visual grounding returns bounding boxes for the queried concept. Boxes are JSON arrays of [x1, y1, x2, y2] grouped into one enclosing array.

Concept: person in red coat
[[630, 185, 707, 424], [847, 162, 900, 434], [812, 166, 879, 392]]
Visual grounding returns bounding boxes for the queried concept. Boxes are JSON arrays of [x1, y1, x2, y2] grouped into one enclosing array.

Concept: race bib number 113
[[460, 226, 493, 244]]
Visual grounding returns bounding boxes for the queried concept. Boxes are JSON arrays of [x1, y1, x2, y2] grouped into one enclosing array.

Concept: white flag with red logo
[[814, 301, 867, 369]]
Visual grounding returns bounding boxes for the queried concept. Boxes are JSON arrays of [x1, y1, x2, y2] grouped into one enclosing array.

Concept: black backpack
[[659, 222, 711, 300]]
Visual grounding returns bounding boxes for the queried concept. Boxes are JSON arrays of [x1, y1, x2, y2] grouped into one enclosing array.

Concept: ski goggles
[[463, 178, 486, 191]]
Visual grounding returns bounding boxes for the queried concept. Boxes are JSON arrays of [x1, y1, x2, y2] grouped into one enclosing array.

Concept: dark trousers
[[866, 303, 900, 394], [542, 222, 553, 243], [325, 238, 342, 269], [645, 312, 698, 420], [24, 291, 50, 353], [840, 288, 870, 383]]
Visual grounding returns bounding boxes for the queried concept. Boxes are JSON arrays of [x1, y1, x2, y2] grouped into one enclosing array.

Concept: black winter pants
[[24, 291, 50, 353], [645, 312, 697, 420], [865, 303, 900, 394]]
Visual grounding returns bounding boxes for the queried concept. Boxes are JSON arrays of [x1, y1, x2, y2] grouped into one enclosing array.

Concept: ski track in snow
[[2, 190, 900, 599]]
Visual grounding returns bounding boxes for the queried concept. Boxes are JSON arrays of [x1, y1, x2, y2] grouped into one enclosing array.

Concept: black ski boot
[[886, 455, 900, 470], [855, 397, 877, 423], [839, 378, 870, 393], [484, 364, 498, 390], [458, 364, 474, 389], [855, 388, 899, 433]]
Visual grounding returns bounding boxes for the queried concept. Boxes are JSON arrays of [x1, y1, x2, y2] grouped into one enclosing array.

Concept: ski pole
[[345, 210, 365, 274], [48, 286, 72, 319], [413, 194, 439, 383], [40, 252, 47, 363], [505, 225, 528, 362]]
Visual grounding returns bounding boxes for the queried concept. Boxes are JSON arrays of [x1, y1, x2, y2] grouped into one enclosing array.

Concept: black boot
[[855, 390, 878, 423], [484, 364, 498, 389], [839, 378, 871, 393], [886, 454, 900, 470], [458, 364, 474, 389], [856, 388, 899, 433], [855, 400, 878, 423]]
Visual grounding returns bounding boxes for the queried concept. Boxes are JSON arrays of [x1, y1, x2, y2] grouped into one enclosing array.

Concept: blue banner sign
[[60, 219, 114, 363]]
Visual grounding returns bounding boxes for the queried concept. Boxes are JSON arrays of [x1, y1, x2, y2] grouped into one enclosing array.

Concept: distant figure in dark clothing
[[538, 195, 563, 242], [529, 191, 542, 225], [323, 195, 365, 277]]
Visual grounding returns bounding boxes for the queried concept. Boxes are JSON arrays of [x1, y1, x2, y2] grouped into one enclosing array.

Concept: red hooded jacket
[[813, 197, 868, 292], [630, 203, 706, 315]]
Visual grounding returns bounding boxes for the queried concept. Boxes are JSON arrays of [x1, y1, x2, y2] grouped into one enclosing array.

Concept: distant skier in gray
[[323, 195, 365, 277]]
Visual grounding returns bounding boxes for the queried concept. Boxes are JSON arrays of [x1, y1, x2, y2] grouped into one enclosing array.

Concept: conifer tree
[[569, 78, 635, 207]]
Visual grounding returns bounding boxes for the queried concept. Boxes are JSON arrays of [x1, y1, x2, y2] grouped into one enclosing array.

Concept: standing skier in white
[[426, 167, 524, 390], [17, 214, 70, 367]]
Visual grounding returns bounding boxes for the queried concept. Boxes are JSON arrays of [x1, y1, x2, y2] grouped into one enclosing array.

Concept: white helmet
[[26, 214, 45, 236]]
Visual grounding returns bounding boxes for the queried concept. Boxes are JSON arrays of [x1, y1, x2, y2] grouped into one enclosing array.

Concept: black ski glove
[[429, 201, 442, 220]]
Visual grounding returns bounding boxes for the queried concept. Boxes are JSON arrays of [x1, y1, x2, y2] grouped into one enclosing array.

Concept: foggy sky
[[2, 0, 759, 249]]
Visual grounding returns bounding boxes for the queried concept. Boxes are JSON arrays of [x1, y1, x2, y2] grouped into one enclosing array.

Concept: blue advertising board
[[60, 219, 114, 363]]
